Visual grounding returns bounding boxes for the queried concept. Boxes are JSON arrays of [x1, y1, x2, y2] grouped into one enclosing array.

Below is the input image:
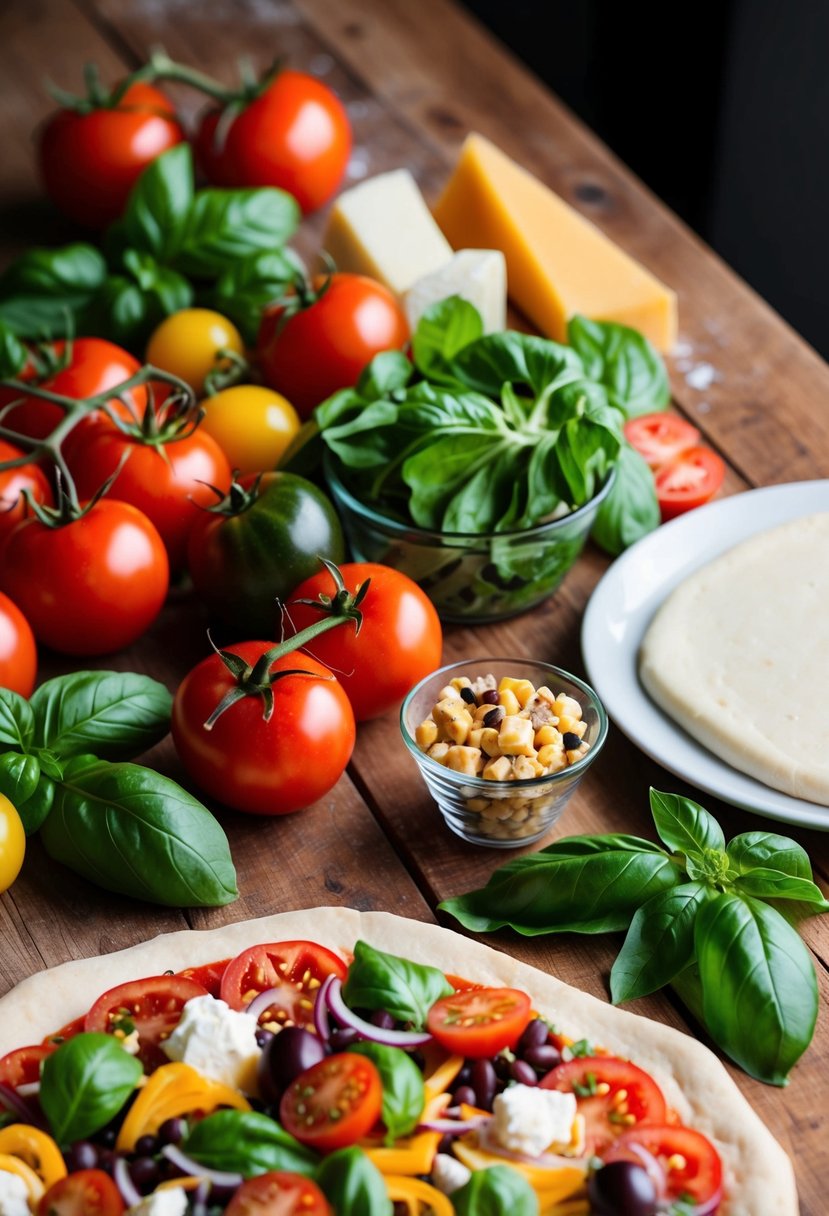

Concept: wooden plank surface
[[0, 0, 827, 1210]]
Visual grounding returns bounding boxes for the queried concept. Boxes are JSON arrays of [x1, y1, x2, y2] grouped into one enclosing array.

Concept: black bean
[[480, 690, 500, 705], [562, 732, 582, 750], [96, 1150, 115, 1175], [494, 1055, 513, 1081], [134, 1134, 158, 1157], [129, 1157, 159, 1190], [471, 1058, 497, 1110], [510, 1059, 538, 1086], [158, 1118, 186, 1145], [371, 1010, 396, 1030], [483, 707, 504, 728], [65, 1142, 98, 1172], [517, 1018, 549, 1053], [453, 1084, 477, 1107], [459, 687, 477, 705], [524, 1043, 562, 1073], [98, 1128, 117, 1149]]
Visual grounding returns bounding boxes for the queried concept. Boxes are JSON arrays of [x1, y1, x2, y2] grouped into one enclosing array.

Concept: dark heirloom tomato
[[279, 1053, 382, 1152], [84, 974, 209, 1070], [426, 987, 533, 1058], [604, 1124, 724, 1206], [37, 1170, 124, 1216], [0, 441, 53, 541], [220, 941, 347, 1029], [225, 1171, 331, 1216], [0, 1044, 53, 1088], [0, 592, 37, 699], [541, 1056, 668, 1155]]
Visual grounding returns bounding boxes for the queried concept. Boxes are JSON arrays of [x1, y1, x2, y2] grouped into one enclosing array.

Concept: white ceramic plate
[[581, 480, 829, 831]]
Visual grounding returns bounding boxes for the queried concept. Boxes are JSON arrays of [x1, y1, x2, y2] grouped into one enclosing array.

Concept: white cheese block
[[162, 994, 259, 1091], [127, 1191, 189, 1216], [324, 169, 453, 296], [0, 1171, 31, 1216], [491, 1084, 577, 1156], [404, 249, 507, 333]]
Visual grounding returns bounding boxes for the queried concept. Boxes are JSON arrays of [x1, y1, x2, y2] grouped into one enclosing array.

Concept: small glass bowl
[[325, 455, 614, 623], [401, 658, 608, 848]]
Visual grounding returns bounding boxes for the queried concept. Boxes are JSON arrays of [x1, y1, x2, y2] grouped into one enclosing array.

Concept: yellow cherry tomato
[[0, 793, 24, 892], [146, 309, 245, 395], [199, 384, 301, 474]]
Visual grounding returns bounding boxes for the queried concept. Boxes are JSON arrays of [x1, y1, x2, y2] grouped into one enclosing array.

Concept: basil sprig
[[0, 673, 237, 907], [440, 789, 828, 1085], [40, 1032, 143, 1145], [342, 940, 453, 1029]]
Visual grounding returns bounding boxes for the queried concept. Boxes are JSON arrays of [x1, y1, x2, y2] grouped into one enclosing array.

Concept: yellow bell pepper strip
[[422, 1052, 464, 1104], [363, 1092, 449, 1176], [0, 1126, 66, 1189], [0, 1155, 46, 1205], [116, 1063, 251, 1151], [155, 1177, 206, 1192], [384, 1175, 454, 1216], [452, 1133, 587, 1206]]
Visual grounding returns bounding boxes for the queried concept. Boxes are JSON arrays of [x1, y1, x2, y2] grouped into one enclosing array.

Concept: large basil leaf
[[15, 775, 55, 835], [342, 941, 453, 1029], [0, 689, 35, 750], [0, 244, 107, 337], [40, 1032, 142, 1144], [30, 671, 172, 760], [0, 754, 40, 816], [451, 330, 584, 402], [40, 757, 237, 906], [727, 831, 813, 878], [210, 248, 305, 344], [452, 1164, 539, 1216], [183, 1111, 318, 1177], [591, 441, 660, 556], [610, 881, 712, 1003], [357, 350, 413, 398], [439, 835, 680, 935], [176, 187, 300, 278], [649, 789, 725, 860], [348, 1042, 424, 1143], [412, 295, 484, 383], [567, 315, 669, 417], [315, 1146, 392, 1216], [732, 868, 829, 909], [695, 893, 818, 1084], [122, 144, 194, 263]]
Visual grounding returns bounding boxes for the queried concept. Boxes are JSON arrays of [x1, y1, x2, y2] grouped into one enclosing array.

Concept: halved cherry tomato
[[654, 445, 726, 521], [220, 942, 347, 1030], [0, 441, 53, 541], [604, 1124, 723, 1206], [37, 1170, 124, 1216], [624, 413, 701, 470], [177, 959, 230, 1000], [426, 987, 532, 1059], [0, 1045, 53, 1088], [225, 1171, 331, 1216], [0, 593, 37, 699], [541, 1056, 668, 1155], [280, 1053, 382, 1152], [84, 975, 209, 1070]]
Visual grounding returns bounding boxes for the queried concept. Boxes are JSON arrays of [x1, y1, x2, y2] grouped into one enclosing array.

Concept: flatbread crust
[[0, 908, 796, 1216], [639, 512, 829, 805]]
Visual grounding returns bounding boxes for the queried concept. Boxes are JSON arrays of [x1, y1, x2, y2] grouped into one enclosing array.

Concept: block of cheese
[[404, 249, 507, 333], [433, 134, 677, 351], [323, 169, 453, 296]]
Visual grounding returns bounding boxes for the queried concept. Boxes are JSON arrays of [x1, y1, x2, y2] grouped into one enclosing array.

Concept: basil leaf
[[0, 244, 107, 337], [40, 1032, 142, 1145], [342, 941, 453, 1029], [39, 757, 238, 907], [732, 868, 829, 909], [727, 830, 813, 879], [30, 671, 172, 760], [610, 881, 713, 1003], [15, 775, 55, 835], [348, 1042, 425, 1143], [183, 1111, 318, 1177], [695, 893, 818, 1084], [0, 322, 27, 378], [176, 187, 300, 278], [412, 295, 484, 383], [567, 315, 669, 417], [452, 1164, 539, 1216], [0, 753, 40, 812], [210, 248, 305, 344], [0, 689, 34, 750], [122, 144, 194, 263], [357, 350, 413, 398], [649, 789, 725, 859], [591, 441, 660, 556], [439, 835, 679, 936], [89, 275, 149, 350], [315, 1146, 392, 1216]]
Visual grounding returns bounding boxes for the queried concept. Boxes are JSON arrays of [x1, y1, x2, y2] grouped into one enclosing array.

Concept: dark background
[[464, 0, 829, 359]]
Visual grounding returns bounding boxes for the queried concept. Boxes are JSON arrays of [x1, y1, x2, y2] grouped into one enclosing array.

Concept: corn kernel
[[498, 688, 521, 715], [415, 720, 438, 748], [428, 741, 450, 762], [432, 697, 474, 743], [444, 745, 482, 775], [450, 676, 473, 691], [498, 676, 537, 708], [498, 715, 536, 756], [534, 723, 563, 747], [553, 694, 583, 721], [483, 755, 512, 781], [513, 755, 542, 780], [479, 727, 502, 756]]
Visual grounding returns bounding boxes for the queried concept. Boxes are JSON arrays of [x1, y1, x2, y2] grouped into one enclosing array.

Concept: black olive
[[588, 1161, 658, 1216], [523, 1043, 562, 1073], [257, 1027, 327, 1104], [64, 1142, 98, 1172], [562, 731, 582, 750], [471, 1058, 497, 1110], [517, 1018, 549, 1053]]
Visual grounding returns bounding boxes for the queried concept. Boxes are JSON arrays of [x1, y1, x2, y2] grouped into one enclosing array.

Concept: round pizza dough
[[639, 511, 829, 805], [0, 907, 796, 1215]]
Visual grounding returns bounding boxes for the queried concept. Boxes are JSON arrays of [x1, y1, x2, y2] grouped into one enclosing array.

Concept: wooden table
[[1, 0, 827, 1210]]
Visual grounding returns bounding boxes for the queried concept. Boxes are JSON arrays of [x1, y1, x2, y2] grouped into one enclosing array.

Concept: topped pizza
[[0, 909, 796, 1216]]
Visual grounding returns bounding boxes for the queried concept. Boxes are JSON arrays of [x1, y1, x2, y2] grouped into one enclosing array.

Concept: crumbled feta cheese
[[119, 1028, 140, 1056], [0, 1170, 31, 1216], [431, 1153, 472, 1194], [127, 1188, 188, 1216], [492, 1084, 577, 1157], [162, 994, 259, 1090]]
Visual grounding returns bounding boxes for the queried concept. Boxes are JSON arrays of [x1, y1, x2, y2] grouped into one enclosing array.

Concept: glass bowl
[[400, 658, 608, 848], [325, 454, 614, 623]]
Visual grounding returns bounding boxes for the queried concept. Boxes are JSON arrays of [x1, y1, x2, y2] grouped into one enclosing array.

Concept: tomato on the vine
[[541, 1056, 668, 1155], [146, 309, 245, 396], [0, 793, 25, 894], [199, 385, 300, 474], [38, 82, 184, 230], [226, 1172, 331, 1216], [427, 987, 533, 1058], [2, 501, 169, 656], [0, 592, 37, 699], [195, 70, 351, 214], [37, 1170, 124, 1216], [220, 941, 347, 1029], [84, 974, 209, 1070], [172, 642, 355, 815], [288, 563, 442, 721], [280, 1053, 382, 1152], [257, 274, 409, 418], [0, 441, 53, 540]]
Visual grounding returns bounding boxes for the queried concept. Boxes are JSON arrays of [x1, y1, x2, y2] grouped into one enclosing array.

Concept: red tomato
[[226, 1171, 331, 1216], [3, 339, 147, 444], [541, 1056, 668, 1155], [604, 1124, 723, 1206], [177, 959, 230, 1000], [43, 1017, 85, 1047], [38, 83, 184, 230], [0, 1044, 53, 1088], [624, 413, 701, 470], [220, 942, 347, 1029], [0, 593, 37, 698], [426, 988, 533, 1059], [0, 441, 53, 540], [172, 641, 355, 815], [257, 274, 409, 418], [280, 1053, 382, 1152], [195, 70, 350, 214], [38, 1171, 124, 1216], [2, 501, 169, 656], [288, 563, 442, 721], [67, 422, 232, 570], [655, 445, 726, 521], [84, 974, 209, 1071]]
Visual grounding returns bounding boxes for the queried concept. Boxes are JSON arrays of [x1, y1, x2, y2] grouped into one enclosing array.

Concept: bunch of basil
[[0, 671, 237, 906], [0, 143, 301, 350], [310, 297, 667, 555], [440, 789, 828, 1085]]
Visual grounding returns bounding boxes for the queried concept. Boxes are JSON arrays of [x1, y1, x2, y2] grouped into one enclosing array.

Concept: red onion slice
[[314, 975, 334, 1041], [160, 1144, 244, 1189], [0, 1081, 45, 1127], [113, 1156, 142, 1208], [417, 1115, 489, 1136], [625, 1141, 669, 1202], [244, 987, 283, 1021], [325, 978, 432, 1047]]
